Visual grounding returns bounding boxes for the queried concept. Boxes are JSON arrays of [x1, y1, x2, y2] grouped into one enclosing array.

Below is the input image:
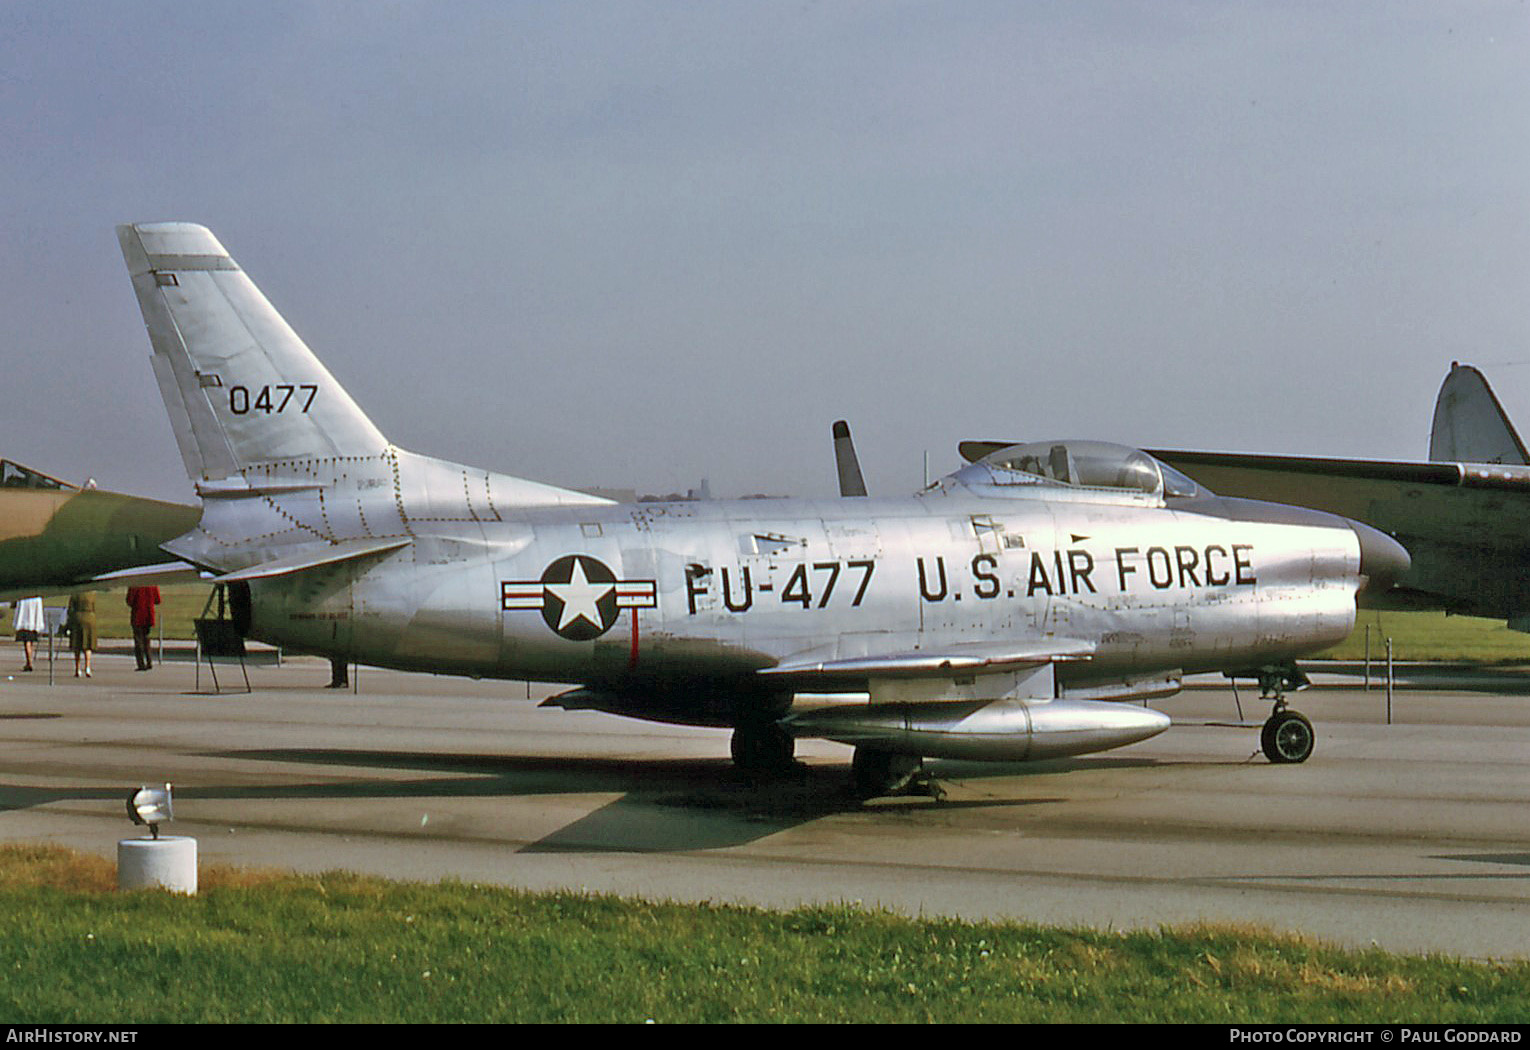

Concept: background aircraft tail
[[1428, 362, 1529, 465], [118, 223, 389, 482]]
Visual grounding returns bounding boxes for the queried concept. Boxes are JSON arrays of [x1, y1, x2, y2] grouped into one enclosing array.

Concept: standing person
[[67, 591, 96, 678], [126, 586, 161, 670], [12, 597, 43, 672]]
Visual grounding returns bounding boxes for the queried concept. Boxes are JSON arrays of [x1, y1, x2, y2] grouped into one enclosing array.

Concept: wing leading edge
[[1149, 448, 1530, 620]]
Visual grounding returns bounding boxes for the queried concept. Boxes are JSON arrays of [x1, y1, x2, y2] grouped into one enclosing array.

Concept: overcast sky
[[3, 2, 1528, 502]]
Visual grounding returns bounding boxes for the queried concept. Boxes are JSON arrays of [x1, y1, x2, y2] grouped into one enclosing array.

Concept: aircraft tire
[[1261, 710, 1315, 764], [851, 747, 921, 798], [730, 720, 796, 775]]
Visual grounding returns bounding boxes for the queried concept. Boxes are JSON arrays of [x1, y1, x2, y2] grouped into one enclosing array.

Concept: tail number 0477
[[229, 384, 319, 415]]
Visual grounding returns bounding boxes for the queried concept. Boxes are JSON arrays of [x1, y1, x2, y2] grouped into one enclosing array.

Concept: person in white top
[[12, 597, 44, 672]]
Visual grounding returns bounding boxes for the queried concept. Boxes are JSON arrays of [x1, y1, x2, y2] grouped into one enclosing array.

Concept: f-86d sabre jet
[[117, 223, 1408, 795]]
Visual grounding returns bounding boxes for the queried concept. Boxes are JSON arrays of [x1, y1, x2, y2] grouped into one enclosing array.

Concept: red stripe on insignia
[[614, 581, 656, 608], [501, 582, 544, 610]]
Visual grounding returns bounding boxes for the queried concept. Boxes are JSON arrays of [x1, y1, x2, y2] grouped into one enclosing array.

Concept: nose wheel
[[1260, 706, 1314, 764], [1246, 663, 1315, 764]]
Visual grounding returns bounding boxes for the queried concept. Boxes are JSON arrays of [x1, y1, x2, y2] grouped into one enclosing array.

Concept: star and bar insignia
[[501, 554, 657, 641]]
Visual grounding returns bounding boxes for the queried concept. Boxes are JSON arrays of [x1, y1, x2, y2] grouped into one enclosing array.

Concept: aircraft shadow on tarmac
[[0, 747, 1167, 853], [0, 743, 1179, 853], [213, 748, 1084, 852]]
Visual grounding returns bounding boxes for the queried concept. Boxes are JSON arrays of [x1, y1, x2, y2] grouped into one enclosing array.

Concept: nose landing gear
[[1257, 664, 1314, 764], [1261, 705, 1315, 764]]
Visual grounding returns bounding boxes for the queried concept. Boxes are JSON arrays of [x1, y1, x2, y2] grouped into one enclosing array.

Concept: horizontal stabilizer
[[82, 562, 207, 589], [0, 562, 206, 603], [760, 638, 1094, 680], [213, 536, 411, 583]]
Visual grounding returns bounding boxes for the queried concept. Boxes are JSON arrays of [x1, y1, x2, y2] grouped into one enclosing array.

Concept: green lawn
[[0, 845, 1525, 1024], [8, 585, 214, 642], [89, 584, 214, 641], [1323, 609, 1530, 664]]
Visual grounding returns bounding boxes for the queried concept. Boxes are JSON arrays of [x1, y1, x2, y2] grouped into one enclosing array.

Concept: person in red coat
[[126, 586, 161, 670]]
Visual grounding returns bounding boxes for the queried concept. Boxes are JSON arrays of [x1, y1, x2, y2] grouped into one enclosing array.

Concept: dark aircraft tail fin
[[1428, 362, 1529, 465], [832, 420, 868, 497]]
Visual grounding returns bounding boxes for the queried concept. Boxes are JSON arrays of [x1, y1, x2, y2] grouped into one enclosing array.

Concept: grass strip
[[0, 845, 1525, 1023], [1323, 610, 1530, 664]]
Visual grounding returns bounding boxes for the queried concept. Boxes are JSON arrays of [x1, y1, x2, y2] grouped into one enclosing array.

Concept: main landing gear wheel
[[850, 748, 942, 800], [730, 720, 797, 776], [1261, 709, 1314, 764]]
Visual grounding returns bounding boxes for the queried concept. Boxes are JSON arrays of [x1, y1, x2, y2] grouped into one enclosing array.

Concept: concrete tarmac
[[2, 650, 1529, 961]]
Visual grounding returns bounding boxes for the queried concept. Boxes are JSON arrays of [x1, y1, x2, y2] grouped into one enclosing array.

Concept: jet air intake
[[1350, 521, 1410, 594], [781, 698, 1171, 762]]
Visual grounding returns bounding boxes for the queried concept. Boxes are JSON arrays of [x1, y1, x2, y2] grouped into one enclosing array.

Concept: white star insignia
[[545, 559, 614, 632]]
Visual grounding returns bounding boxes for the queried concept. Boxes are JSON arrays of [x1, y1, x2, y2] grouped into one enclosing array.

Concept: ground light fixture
[[126, 784, 172, 839]]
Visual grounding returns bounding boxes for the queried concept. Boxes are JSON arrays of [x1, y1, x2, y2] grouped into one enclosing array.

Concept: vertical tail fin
[[117, 223, 388, 483], [832, 420, 869, 497], [1428, 362, 1529, 465]]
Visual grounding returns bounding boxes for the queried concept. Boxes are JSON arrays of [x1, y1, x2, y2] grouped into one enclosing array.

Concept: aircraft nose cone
[[1351, 521, 1410, 593]]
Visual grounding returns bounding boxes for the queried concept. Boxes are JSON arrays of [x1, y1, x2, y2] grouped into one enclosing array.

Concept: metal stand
[[44, 606, 64, 686], [1363, 624, 1371, 690], [193, 585, 250, 694], [1385, 636, 1394, 725]]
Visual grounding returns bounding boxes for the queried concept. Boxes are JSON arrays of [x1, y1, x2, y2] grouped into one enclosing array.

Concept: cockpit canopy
[[977, 440, 1200, 498], [0, 460, 71, 491]]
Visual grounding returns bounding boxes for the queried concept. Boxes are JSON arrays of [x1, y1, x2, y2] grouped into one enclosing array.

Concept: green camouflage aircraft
[[1144, 365, 1530, 628], [0, 459, 200, 600]]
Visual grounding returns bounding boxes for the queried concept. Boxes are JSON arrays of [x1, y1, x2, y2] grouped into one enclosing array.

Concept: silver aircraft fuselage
[[116, 222, 1408, 779], [219, 451, 1365, 720]]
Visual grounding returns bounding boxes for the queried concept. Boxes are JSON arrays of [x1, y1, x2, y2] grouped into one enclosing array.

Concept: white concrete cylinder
[[117, 836, 197, 894]]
